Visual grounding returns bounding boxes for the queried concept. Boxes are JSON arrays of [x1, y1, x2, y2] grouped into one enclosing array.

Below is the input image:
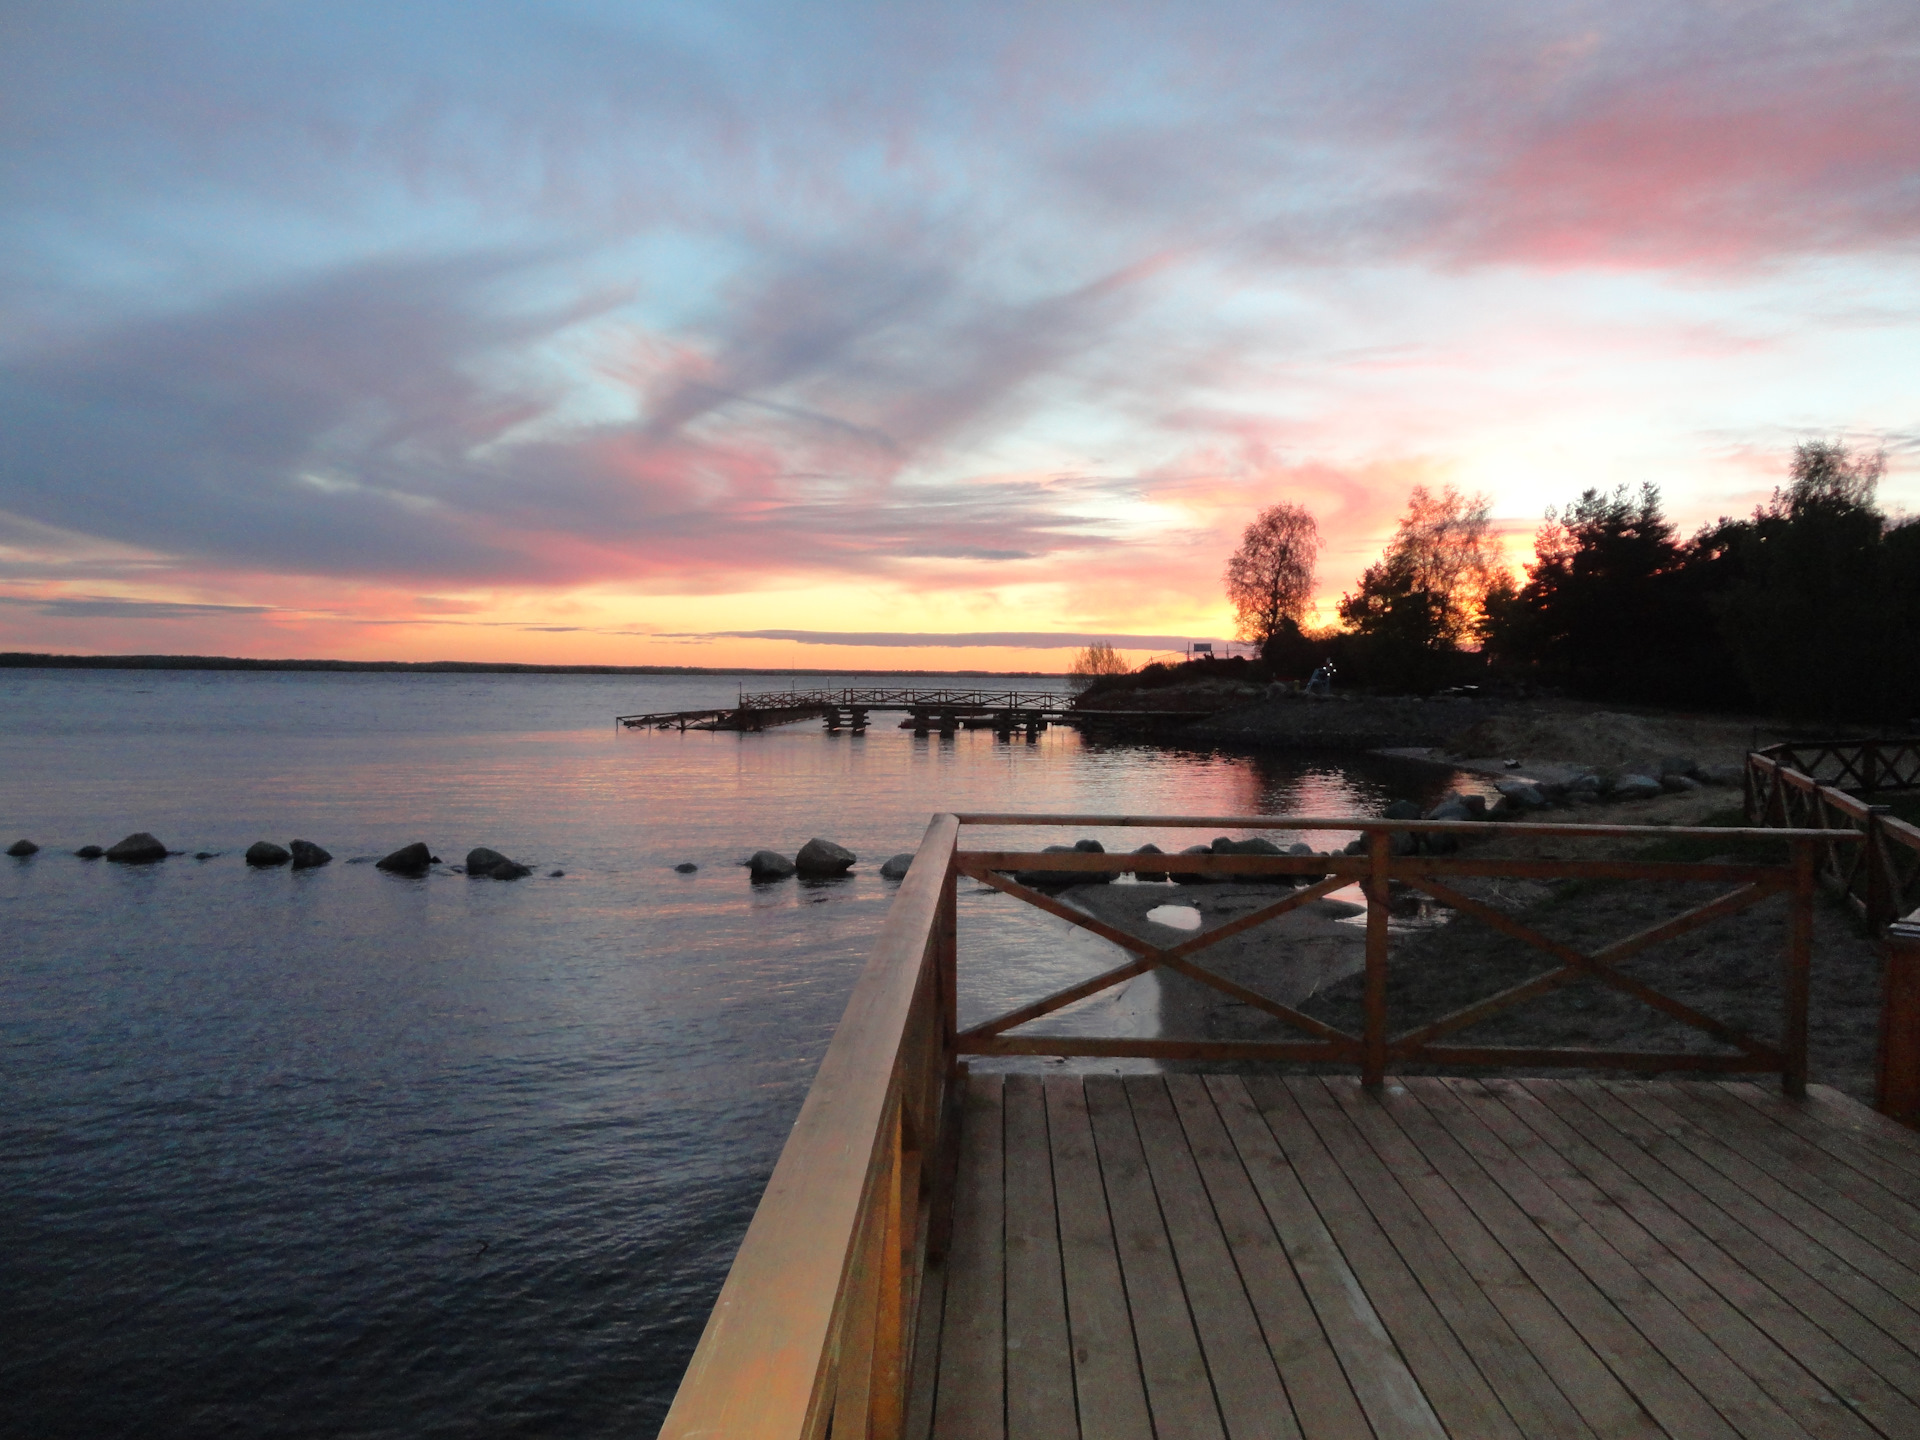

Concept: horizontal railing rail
[[1746, 750, 1920, 930], [736, 688, 1068, 712]]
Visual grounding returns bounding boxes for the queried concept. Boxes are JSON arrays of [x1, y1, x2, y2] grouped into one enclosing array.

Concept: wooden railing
[[659, 810, 1875, 1440], [736, 688, 1068, 712], [1746, 748, 1920, 930], [1752, 736, 1920, 795]]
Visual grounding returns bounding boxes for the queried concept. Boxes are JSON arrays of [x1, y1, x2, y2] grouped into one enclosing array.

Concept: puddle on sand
[[1145, 904, 1203, 931]]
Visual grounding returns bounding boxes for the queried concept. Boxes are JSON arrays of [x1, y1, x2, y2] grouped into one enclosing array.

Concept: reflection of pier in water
[[615, 687, 1203, 739]]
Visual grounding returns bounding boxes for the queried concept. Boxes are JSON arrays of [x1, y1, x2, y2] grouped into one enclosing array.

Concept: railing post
[[1879, 917, 1920, 1127], [1363, 828, 1390, 1089], [1864, 807, 1894, 931], [1784, 838, 1815, 1098]]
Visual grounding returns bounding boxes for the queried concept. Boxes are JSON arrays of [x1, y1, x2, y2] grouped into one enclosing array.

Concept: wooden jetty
[[617, 687, 1207, 738], [658, 805, 1920, 1440]]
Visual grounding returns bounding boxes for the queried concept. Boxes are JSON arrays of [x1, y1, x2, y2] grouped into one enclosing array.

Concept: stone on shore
[[1130, 843, 1167, 882], [289, 840, 332, 868], [7, 839, 38, 857], [1494, 779, 1548, 809], [749, 850, 797, 880], [1382, 799, 1422, 820], [376, 841, 434, 875], [1015, 844, 1105, 889], [795, 837, 856, 876], [106, 832, 168, 864], [76, 845, 104, 859], [880, 853, 914, 880], [1609, 773, 1663, 801], [245, 841, 292, 867], [1172, 843, 1217, 884]]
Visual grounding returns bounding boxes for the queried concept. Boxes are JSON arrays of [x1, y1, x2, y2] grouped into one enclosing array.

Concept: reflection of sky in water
[[0, 670, 1483, 1436]]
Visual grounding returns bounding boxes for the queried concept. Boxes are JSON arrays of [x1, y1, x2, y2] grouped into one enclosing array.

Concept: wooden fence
[[657, 810, 1876, 1440], [1745, 744, 1920, 930]]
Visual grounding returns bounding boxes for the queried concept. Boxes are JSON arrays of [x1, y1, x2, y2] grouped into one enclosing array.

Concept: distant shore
[[0, 652, 1064, 678]]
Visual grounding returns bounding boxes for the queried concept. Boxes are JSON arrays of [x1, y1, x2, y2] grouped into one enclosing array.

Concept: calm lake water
[[0, 669, 1475, 1438]]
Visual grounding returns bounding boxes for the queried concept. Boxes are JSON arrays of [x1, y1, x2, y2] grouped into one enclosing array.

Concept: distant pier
[[615, 686, 1201, 738]]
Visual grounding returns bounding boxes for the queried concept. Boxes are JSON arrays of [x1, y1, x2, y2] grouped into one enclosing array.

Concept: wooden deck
[[909, 1073, 1920, 1440]]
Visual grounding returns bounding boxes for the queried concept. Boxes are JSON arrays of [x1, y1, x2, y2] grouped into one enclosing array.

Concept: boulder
[[1288, 843, 1328, 884], [879, 853, 914, 880], [1425, 799, 1473, 823], [674, 862, 698, 874], [748, 850, 797, 881], [491, 862, 533, 880], [1235, 836, 1284, 855], [1494, 779, 1548, 809], [1662, 773, 1703, 792], [1016, 844, 1103, 889], [549, 870, 565, 878], [466, 846, 513, 876], [76, 845, 104, 859], [1073, 838, 1106, 853], [376, 842, 433, 875], [1610, 773, 1664, 801], [105, 832, 167, 864], [6, 839, 38, 857], [1130, 843, 1168, 883], [1382, 800, 1422, 821], [1658, 755, 1698, 779], [1390, 830, 1421, 856], [795, 837, 856, 876], [1171, 843, 1217, 884], [245, 841, 292, 867], [289, 840, 331, 868], [1567, 772, 1603, 794]]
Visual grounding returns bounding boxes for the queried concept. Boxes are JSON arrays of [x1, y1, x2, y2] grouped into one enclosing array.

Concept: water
[[0, 669, 1478, 1437]]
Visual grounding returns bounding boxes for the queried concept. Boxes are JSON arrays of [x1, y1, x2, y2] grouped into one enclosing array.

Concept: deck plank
[[1166, 1076, 1374, 1440], [1496, 1079, 1920, 1440], [1304, 1079, 1633, 1440], [1553, 1083, 1920, 1391], [1679, 1084, 1920, 1242], [1124, 1076, 1302, 1440], [909, 1073, 1920, 1440], [1083, 1075, 1227, 1440], [1239, 1074, 1489, 1439], [1446, 1078, 1880, 1440], [1001, 1076, 1077, 1440], [1379, 1079, 1744, 1440], [933, 1072, 1006, 1440], [1044, 1075, 1154, 1440], [1716, 1083, 1920, 1204], [1609, 1084, 1920, 1331]]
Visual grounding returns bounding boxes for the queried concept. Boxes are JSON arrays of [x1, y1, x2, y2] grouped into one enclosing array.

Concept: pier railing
[[658, 810, 1894, 1440], [736, 687, 1068, 712], [1745, 742, 1920, 930]]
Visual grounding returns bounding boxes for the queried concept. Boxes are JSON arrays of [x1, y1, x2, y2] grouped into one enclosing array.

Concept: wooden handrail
[[1882, 919, 1920, 1128], [658, 813, 959, 1440], [1747, 750, 1920, 929]]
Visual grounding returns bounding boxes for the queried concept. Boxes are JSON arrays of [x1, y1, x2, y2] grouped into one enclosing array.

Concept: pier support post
[[937, 709, 956, 736], [851, 708, 868, 734], [912, 708, 929, 736], [1879, 917, 1920, 1126]]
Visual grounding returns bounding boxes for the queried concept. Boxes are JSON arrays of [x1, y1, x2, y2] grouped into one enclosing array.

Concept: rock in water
[[245, 841, 292, 867], [795, 837, 856, 876], [491, 862, 533, 880], [674, 862, 698, 874], [289, 839, 332, 869], [1172, 843, 1217, 884], [105, 832, 167, 864], [1382, 799, 1422, 821], [466, 846, 512, 876], [749, 850, 797, 880], [880, 853, 914, 880], [76, 845, 104, 859], [6, 839, 38, 857], [376, 842, 433, 875]]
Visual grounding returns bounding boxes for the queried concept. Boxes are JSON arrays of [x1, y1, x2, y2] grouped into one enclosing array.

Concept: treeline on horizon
[[1236, 440, 1920, 723], [0, 653, 1059, 679]]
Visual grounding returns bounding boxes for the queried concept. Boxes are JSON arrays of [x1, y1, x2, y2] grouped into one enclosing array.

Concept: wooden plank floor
[[906, 1073, 1920, 1440]]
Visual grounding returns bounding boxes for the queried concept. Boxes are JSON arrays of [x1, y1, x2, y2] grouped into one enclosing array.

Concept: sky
[[2, 1, 1916, 671]]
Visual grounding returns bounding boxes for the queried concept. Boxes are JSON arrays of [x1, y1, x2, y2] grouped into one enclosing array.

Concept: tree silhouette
[[1224, 504, 1319, 650]]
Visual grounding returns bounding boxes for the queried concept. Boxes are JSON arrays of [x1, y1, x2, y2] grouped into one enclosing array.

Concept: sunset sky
[[2, 2, 1916, 671]]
